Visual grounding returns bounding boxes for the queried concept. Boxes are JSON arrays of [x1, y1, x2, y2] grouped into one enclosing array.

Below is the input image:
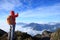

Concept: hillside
[[0, 29, 7, 37], [0, 28, 60, 40], [0, 29, 51, 40]]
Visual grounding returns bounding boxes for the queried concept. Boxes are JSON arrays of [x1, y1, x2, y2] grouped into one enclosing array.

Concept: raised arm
[[15, 13, 18, 17]]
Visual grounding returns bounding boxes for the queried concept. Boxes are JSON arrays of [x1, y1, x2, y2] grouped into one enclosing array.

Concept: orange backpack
[[7, 16, 14, 25]]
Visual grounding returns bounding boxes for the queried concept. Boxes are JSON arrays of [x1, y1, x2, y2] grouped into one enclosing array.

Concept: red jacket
[[7, 11, 18, 25]]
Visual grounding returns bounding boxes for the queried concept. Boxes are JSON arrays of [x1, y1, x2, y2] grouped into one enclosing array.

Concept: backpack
[[7, 16, 13, 25]]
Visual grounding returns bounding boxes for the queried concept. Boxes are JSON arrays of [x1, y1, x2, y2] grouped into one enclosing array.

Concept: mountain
[[22, 23, 60, 32], [50, 28, 60, 40], [16, 22, 60, 36], [0, 29, 7, 37], [0, 29, 60, 40], [23, 23, 44, 31], [0, 29, 51, 40], [0, 31, 33, 40], [17, 22, 27, 26]]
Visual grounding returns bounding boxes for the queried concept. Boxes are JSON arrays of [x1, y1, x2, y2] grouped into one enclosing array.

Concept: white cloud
[[0, 3, 14, 10], [0, 0, 23, 11], [0, 23, 43, 36], [0, 21, 43, 36], [16, 25, 43, 36], [19, 3, 60, 18], [0, 0, 32, 11], [0, 22, 9, 32]]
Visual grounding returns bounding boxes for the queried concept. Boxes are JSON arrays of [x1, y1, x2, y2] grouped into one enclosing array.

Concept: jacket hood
[[10, 11, 15, 15]]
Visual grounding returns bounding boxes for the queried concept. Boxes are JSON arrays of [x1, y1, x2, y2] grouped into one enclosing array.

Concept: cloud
[[0, 0, 23, 11], [17, 3, 60, 23], [16, 25, 43, 36], [0, 2, 13, 10], [0, 23, 43, 36], [0, 0, 33, 11], [0, 0, 60, 11], [20, 3, 60, 18], [0, 22, 9, 32]]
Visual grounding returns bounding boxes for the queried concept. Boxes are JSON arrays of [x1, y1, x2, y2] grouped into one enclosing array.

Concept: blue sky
[[0, 0, 60, 35], [0, 0, 60, 23]]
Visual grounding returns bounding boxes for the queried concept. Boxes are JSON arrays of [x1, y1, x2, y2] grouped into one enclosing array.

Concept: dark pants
[[8, 24, 15, 40]]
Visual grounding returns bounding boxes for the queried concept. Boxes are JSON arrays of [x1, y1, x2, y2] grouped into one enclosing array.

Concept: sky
[[0, 0, 60, 35], [0, 0, 60, 23]]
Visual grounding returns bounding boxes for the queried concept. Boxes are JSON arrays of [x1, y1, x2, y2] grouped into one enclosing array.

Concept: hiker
[[7, 11, 18, 40]]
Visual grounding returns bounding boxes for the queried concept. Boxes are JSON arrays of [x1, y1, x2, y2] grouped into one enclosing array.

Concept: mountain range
[[17, 22, 60, 32]]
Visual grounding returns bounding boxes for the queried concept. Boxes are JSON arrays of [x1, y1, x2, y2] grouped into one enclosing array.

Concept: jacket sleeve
[[15, 13, 18, 17]]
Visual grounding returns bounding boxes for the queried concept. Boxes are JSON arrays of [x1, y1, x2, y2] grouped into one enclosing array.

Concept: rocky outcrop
[[50, 28, 60, 40], [0, 28, 60, 40], [0, 29, 7, 37]]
